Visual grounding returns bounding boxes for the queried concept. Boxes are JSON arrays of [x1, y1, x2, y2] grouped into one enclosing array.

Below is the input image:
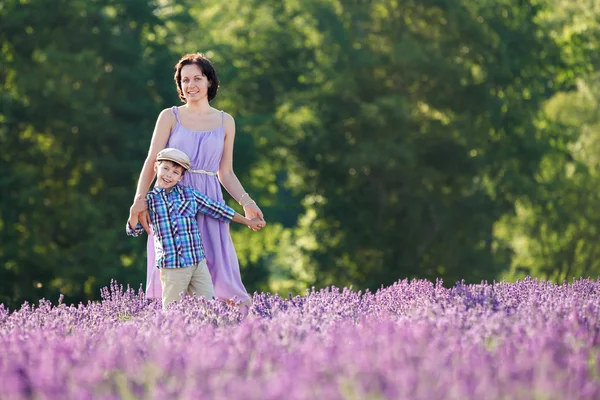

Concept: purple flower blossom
[[1, 277, 599, 399]]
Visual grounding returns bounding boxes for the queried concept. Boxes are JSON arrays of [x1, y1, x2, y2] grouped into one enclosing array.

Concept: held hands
[[247, 217, 266, 232], [127, 212, 140, 230], [130, 194, 147, 214], [243, 202, 265, 230], [130, 195, 152, 234], [137, 210, 152, 234]]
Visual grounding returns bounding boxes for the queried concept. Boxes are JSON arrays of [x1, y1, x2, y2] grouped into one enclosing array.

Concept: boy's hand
[[126, 212, 145, 237], [127, 212, 139, 230], [130, 195, 151, 234], [247, 217, 265, 231], [138, 210, 152, 234]]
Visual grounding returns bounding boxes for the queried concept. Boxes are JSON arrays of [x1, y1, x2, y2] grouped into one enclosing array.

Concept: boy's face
[[155, 161, 184, 190]]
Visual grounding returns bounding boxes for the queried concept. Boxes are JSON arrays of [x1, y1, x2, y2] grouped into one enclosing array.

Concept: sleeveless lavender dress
[[145, 106, 250, 303]]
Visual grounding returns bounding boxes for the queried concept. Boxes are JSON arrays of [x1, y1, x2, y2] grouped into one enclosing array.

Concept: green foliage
[[179, 0, 570, 289], [498, 76, 600, 281], [0, 0, 182, 306], [1, 0, 599, 307], [496, 1, 600, 282]]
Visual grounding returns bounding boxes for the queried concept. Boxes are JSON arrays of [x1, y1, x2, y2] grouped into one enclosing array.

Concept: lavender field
[[1, 278, 599, 400]]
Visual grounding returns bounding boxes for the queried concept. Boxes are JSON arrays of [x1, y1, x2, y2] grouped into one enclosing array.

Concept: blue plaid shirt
[[126, 184, 235, 269]]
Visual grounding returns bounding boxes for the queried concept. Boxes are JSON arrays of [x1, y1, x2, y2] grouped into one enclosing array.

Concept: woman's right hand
[[130, 194, 147, 214]]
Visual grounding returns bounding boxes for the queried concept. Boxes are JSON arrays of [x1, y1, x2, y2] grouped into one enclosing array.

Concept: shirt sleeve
[[126, 222, 145, 237], [190, 189, 235, 223]]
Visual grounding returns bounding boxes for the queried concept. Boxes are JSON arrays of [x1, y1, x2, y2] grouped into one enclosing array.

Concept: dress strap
[[221, 110, 224, 126], [171, 106, 181, 123]]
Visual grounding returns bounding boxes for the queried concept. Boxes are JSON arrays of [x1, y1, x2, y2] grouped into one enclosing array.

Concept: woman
[[129, 53, 265, 308]]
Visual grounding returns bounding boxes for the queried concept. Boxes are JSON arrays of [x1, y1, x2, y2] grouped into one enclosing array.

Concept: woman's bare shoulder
[[158, 107, 177, 116], [220, 110, 235, 125], [156, 107, 177, 125]]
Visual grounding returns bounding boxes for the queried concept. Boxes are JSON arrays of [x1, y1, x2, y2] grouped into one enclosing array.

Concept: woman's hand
[[130, 194, 148, 214], [244, 203, 265, 228], [246, 217, 265, 232]]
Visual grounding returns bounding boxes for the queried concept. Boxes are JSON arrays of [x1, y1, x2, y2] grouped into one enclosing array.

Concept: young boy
[[126, 148, 263, 310]]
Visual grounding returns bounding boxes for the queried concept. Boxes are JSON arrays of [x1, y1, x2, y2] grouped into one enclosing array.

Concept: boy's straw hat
[[156, 148, 191, 171]]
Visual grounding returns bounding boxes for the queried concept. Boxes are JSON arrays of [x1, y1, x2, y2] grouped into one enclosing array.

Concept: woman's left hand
[[244, 203, 265, 228]]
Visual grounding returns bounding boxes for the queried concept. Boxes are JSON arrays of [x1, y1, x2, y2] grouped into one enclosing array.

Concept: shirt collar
[[149, 183, 183, 196], [172, 184, 183, 195]]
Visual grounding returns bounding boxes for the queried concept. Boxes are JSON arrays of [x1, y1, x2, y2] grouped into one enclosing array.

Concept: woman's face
[[180, 64, 210, 103]]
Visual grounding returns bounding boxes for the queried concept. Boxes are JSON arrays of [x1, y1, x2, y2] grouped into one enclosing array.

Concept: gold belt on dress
[[189, 169, 218, 176]]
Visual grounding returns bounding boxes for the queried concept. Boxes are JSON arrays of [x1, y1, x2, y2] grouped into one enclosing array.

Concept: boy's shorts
[[159, 259, 214, 310]]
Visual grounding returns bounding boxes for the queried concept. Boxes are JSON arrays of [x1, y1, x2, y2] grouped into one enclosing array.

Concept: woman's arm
[[218, 113, 265, 222], [130, 108, 175, 233]]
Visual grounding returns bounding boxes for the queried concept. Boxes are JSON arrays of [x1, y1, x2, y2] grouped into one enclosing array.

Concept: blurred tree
[[497, 0, 600, 282], [0, 0, 185, 307], [497, 78, 600, 281], [1, 0, 594, 307], [170, 0, 573, 293]]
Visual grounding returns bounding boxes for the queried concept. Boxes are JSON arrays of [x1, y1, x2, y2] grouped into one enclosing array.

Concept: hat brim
[[156, 156, 190, 170]]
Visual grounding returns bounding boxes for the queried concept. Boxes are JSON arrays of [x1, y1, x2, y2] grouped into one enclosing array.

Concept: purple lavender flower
[[0, 278, 598, 399]]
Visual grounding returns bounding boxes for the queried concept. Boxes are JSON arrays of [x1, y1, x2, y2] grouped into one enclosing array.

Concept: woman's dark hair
[[174, 53, 220, 102]]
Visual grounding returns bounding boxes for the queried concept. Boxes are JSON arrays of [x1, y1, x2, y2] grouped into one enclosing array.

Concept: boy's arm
[[232, 213, 264, 231], [126, 208, 146, 237], [126, 221, 145, 237], [190, 189, 236, 223], [190, 189, 264, 231]]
